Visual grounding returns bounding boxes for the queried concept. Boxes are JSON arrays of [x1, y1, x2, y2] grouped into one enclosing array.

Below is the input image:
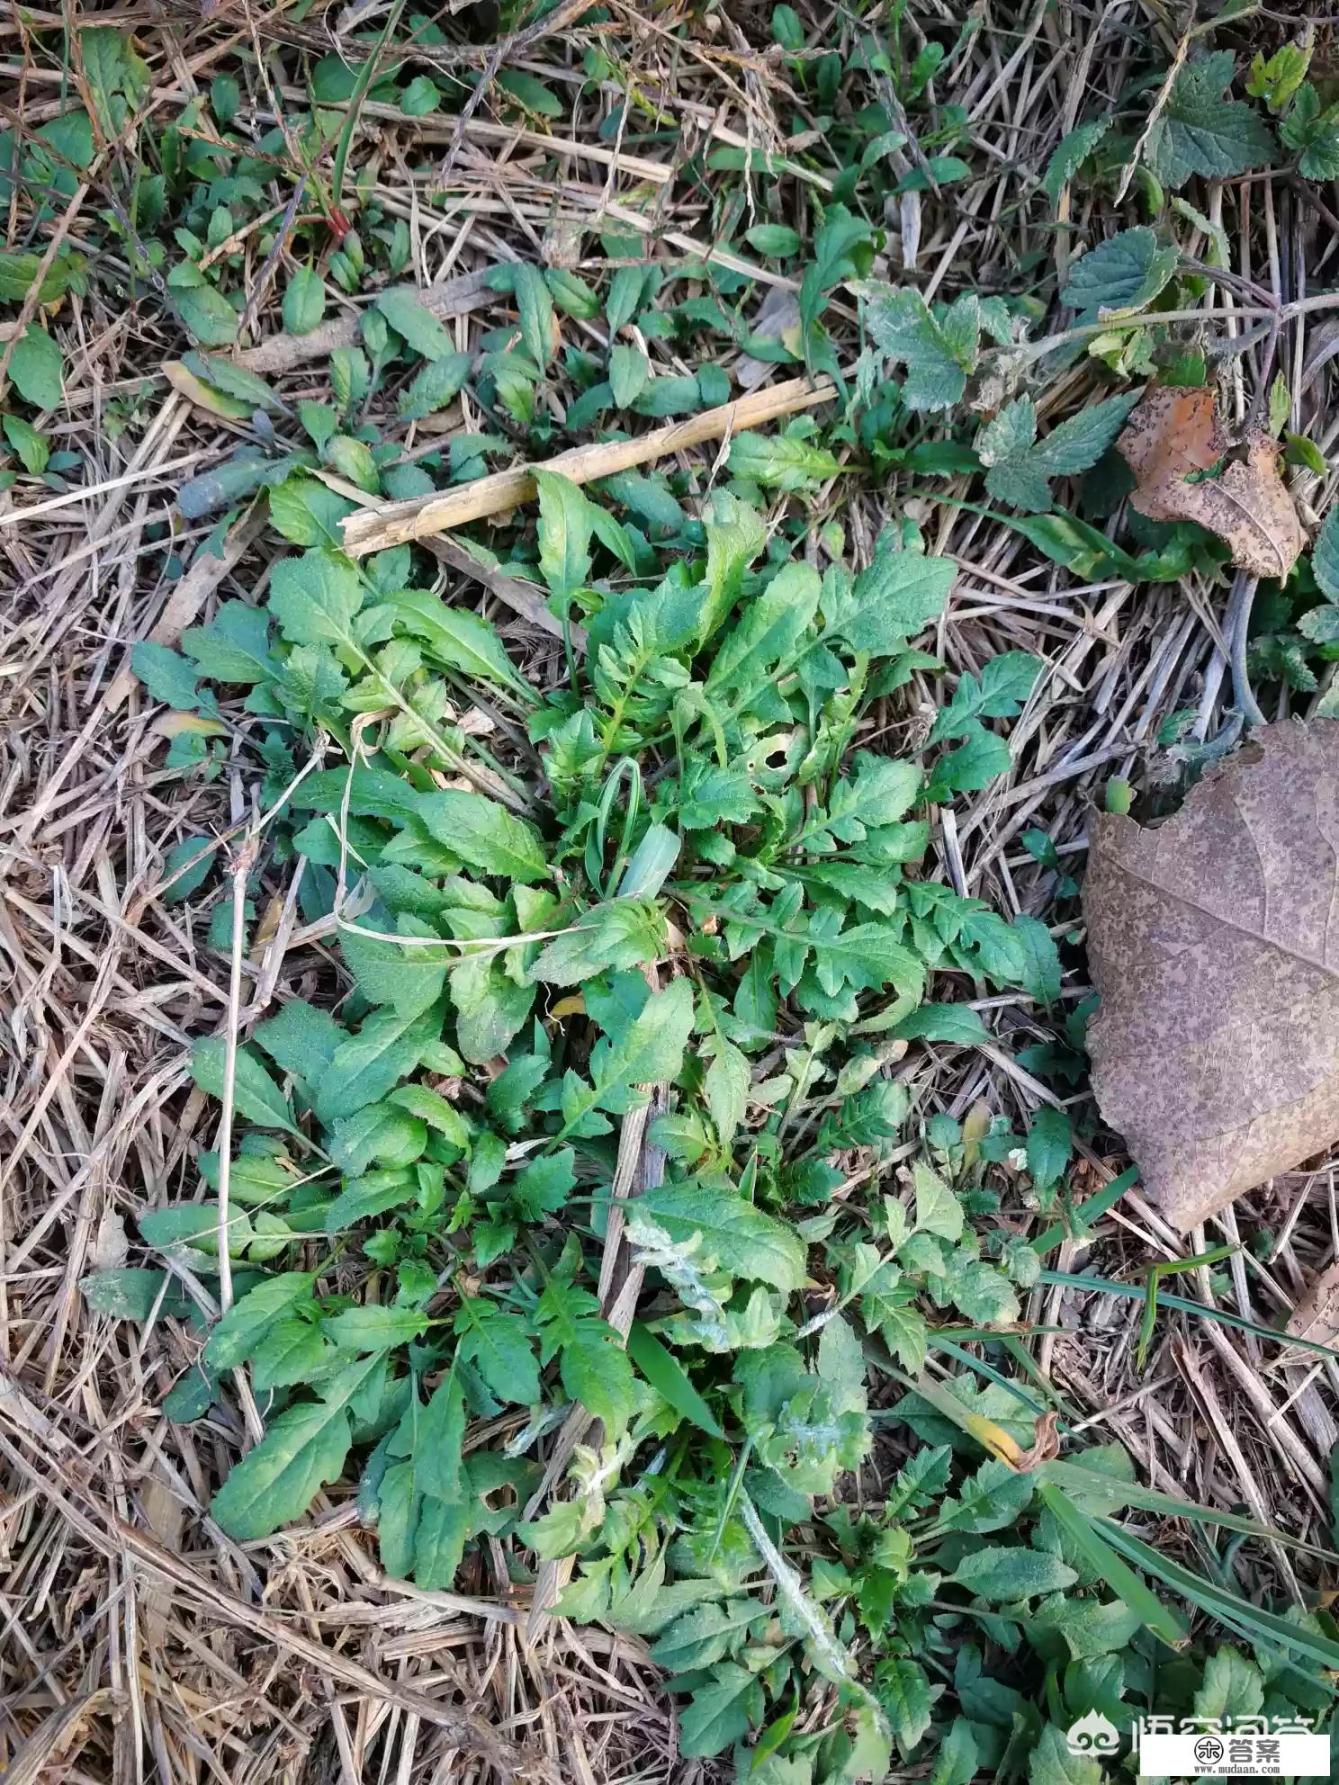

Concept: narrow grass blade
[[1037, 1481, 1187, 1648]]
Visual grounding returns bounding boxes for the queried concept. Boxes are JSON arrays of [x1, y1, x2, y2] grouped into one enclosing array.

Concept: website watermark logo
[[1066, 1711, 1120, 1756], [1135, 1714, 1329, 1777]]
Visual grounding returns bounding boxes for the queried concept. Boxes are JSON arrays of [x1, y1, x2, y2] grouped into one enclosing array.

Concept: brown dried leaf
[[1116, 385, 1304, 579], [1084, 722, 1339, 1232], [1287, 1261, 1339, 1347]]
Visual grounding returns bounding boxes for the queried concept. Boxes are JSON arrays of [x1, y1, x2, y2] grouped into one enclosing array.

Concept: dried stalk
[[340, 375, 838, 555]]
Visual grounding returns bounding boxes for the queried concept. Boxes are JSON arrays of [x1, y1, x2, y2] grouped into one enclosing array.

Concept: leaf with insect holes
[[1060, 227, 1178, 318], [856, 285, 982, 411], [1085, 721, 1339, 1230], [976, 392, 1140, 512], [1117, 385, 1303, 579], [1146, 52, 1277, 190]]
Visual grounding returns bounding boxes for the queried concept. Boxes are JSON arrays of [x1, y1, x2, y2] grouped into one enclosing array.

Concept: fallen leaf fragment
[[1288, 1261, 1339, 1346], [1085, 721, 1339, 1232], [1116, 385, 1304, 579]]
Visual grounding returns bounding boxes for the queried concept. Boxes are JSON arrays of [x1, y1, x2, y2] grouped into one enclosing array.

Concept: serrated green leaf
[[877, 1657, 933, 1755], [398, 350, 472, 419], [315, 1005, 440, 1125], [250, 1317, 329, 1392], [374, 288, 453, 359], [417, 1367, 467, 1502], [211, 1357, 377, 1539], [513, 263, 555, 369], [931, 651, 1042, 742], [1026, 1106, 1072, 1192], [913, 1160, 963, 1242], [381, 588, 526, 692], [269, 548, 362, 646], [533, 469, 596, 601], [192, 1038, 300, 1133], [650, 1599, 765, 1671], [589, 975, 695, 1107], [254, 999, 342, 1086], [9, 325, 62, 408], [418, 789, 547, 883], [180, 600, 273, 685], [325, 1305, 428, 1350], [678, 1663, 765, 1758], [828, 542, 955, 655], [454, 1301, 540, 1403], [951, 1544, 1077, 1601], [1027, 1726, 1103, 1785], [1314, 505, 1339, 602], [1060, 227, 1178, 318], [634, 1182, 806, 1290], [132, 641, 207, 712], [283, 266, 326, 336], [1147, 52, 1276, 190], [608, 341, 648, 408], [560, 1326, 636, 1429], [977, 393, 1140, 512], [857, 285, 981, 411], [204, 1271, 317, 1370], [1042, 119, 1112, 203], [727, 432, 841, 489]]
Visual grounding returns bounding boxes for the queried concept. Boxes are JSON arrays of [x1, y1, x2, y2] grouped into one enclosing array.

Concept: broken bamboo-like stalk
[[340, 373, 838, 557]]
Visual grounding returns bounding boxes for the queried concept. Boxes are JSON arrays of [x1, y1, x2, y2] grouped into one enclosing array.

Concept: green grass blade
[[1037, 1481, 1187, 1648], [1041, 1458, 1339, 1562], [628, 1322, 722, 1437], [1097, 1518, 1339, 1672]]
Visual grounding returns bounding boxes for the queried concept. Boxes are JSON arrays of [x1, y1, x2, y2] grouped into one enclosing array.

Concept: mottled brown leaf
[[1117, 385, 1303, 579], [1287, 1261, 1339, 1347], [1085, 722, 1339, 1231]]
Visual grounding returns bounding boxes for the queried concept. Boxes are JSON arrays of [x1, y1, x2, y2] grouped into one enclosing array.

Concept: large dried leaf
[[1085, 722, 1339, 1231], [1116, 386, 1303, 579]]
